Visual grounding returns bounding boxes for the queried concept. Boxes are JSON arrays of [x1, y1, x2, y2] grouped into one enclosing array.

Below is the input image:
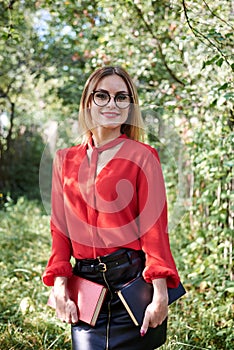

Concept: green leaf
[[216, 57, 224, 67], [224, 92, 234, 100], [206, 55, 220, 65], [218, 82, 229, 90]]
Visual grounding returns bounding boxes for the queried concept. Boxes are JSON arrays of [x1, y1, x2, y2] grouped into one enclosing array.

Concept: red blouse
[[42, 135, 180, 288]]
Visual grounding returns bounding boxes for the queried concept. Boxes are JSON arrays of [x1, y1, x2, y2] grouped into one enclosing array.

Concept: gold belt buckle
[[97, 257, 107, 272], [98, 262, 107, 272]]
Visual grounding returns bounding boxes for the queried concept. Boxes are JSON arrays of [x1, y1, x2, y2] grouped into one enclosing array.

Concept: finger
[[155, 306, 168, 326], [140, 310, 150, 337], [70, 305, 79, 324], [65, 300, 78, 324], [64, 302, 72, 323], [55, 298, 66, 320]]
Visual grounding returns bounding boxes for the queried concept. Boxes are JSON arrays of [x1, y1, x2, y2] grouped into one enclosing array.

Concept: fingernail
[[140, 330, 145, 337]]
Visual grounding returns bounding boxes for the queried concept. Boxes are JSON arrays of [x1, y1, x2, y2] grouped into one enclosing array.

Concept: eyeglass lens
[[93, 91, 131, 109]]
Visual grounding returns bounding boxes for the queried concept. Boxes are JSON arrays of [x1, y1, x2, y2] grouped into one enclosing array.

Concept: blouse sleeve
[[138, 146, 180, 288], [42, 149, 73, 286]]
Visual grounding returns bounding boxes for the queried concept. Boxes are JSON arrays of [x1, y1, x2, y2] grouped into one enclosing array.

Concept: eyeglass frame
[[91, 90, 133, 109]]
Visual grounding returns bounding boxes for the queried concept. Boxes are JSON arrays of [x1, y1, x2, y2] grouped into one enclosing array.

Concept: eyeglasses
[[92, 90, 132, 109]]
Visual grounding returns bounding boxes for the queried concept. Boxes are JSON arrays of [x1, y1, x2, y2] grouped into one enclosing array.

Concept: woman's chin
[[101, 122, 122, 129], [93, 120, 123, 129]]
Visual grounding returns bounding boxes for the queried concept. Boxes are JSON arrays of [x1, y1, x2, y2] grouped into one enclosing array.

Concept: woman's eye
[[117, 94, 128, 101], [96, 93, 108, 100]]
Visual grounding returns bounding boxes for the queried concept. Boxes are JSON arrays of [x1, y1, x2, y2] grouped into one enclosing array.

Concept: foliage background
[[0, 0, 233, 349]]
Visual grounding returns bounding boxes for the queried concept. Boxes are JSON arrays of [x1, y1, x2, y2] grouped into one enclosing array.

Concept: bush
[[0, 198, 233, 349], [1, 128, 46, 202]]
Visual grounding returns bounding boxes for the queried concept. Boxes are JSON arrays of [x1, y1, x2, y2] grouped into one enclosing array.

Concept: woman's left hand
[[140, 278, 168, 336]]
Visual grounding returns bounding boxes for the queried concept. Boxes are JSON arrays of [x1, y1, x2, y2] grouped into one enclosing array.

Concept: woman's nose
[[107, 95, 117, 108]]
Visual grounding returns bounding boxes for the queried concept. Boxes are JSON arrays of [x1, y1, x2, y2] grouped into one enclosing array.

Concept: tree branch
[[202, 0, 234, 30], [132, 3, 185, 86], [182, 0, 231, 67], [5, 101, 15, 153], [7, 0, 17, 10]]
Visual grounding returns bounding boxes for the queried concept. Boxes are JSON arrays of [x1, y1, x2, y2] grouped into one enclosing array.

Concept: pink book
[[47, 275, 108, 326]]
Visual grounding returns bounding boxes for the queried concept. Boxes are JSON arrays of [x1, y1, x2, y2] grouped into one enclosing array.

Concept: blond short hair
[[78, 66, 145, 143]]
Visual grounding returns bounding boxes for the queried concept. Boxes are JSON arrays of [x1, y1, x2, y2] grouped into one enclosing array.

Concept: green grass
[[0, 198, 71, 350], [0, 198, 233, 349]]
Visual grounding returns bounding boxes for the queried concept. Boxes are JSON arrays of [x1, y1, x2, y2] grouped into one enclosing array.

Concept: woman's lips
[[101, 112, 120, 119]]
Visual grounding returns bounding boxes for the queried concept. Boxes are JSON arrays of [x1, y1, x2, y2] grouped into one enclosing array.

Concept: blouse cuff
[[142, 266, 180, 288], [42, 261, 73, 286]]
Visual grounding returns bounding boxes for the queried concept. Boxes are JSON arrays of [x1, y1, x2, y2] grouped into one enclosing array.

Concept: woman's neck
[[91, 128, 122, 147]]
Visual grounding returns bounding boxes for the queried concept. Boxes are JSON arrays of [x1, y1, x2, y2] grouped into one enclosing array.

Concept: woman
[[43, 66, 180, 350]]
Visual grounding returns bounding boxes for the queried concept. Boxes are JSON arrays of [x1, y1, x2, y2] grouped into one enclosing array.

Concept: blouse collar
[[88, 134, 128, 153]]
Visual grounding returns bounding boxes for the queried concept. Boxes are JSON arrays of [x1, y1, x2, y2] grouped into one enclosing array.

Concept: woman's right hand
[[54, 276, 79, 324]]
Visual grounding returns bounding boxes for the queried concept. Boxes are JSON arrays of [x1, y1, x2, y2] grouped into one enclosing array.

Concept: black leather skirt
[[71, 249, 167, 350]]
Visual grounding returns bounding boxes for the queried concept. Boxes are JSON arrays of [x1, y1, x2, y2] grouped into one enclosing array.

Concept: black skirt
[[71, 249, 167, 350]]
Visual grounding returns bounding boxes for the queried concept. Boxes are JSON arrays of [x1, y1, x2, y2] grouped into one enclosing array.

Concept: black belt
[[75, 249, 144, 273]]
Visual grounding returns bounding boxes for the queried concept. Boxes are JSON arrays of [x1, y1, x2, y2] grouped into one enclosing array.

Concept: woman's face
[[89, 74, 130, 131]]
